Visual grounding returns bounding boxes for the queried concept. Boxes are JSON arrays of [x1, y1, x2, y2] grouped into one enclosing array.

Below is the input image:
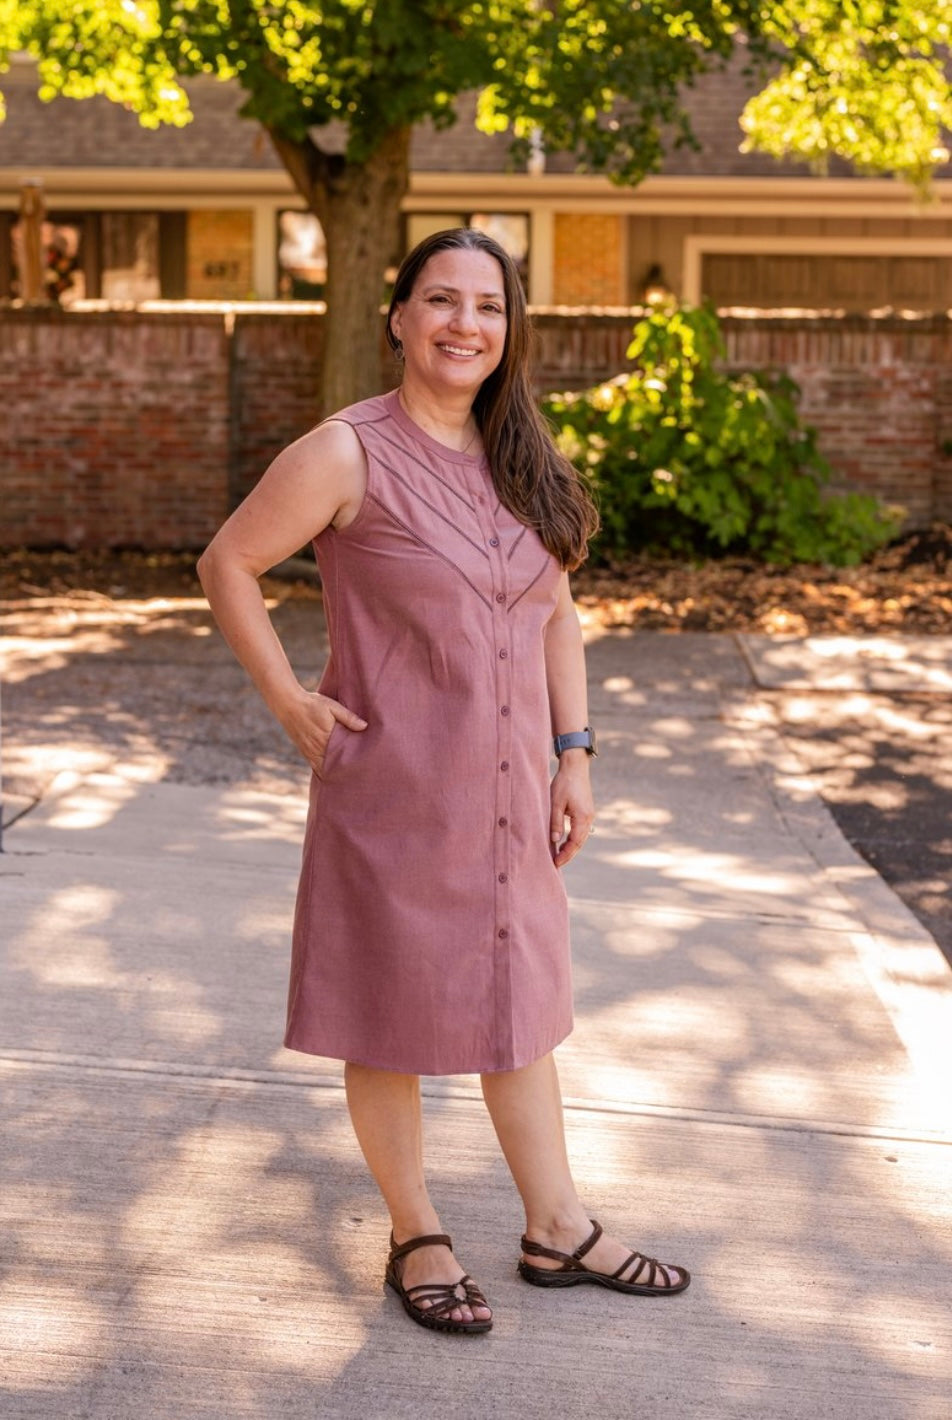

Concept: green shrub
[[543, 302, 901, 566]]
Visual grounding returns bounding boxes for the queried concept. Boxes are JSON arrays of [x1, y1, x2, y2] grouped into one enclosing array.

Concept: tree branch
[[265, 127, 332, 221]]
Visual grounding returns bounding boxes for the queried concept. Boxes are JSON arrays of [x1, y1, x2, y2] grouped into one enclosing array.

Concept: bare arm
[[196, 419, 368, 774], [543, 572, 596, 868]]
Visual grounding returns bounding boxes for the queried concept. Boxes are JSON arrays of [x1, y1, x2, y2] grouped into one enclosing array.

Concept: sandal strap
[[520, 1219, 603, 1271], [521, 1224, 681, 1290], [458, 1275, 489, 1307], [616, 1251, 682, 1289], [616, 1250, 654, 1285], [404, 1275, 486, 1303], [403, 1275, 488, 1319], [388, 1231, 452, 1265], [574, 1219, 603, 1261]]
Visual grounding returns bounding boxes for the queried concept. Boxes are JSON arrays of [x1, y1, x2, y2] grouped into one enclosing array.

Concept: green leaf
[[542, 300, 902, 565]]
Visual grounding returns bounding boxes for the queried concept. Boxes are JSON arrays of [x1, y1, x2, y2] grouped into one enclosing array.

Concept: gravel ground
[[1, 546, 950, 964]]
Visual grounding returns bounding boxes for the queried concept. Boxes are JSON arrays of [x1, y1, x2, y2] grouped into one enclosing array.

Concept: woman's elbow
[[196, 539, 260, 594], [195, 545, 213, 588], [195, 537, 226, 592]]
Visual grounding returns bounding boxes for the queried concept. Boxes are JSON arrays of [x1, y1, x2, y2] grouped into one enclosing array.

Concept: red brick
[[3, 307, 951, 547]]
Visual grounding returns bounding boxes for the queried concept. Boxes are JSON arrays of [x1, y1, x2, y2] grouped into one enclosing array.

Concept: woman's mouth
[[438, 344, 481, 358]]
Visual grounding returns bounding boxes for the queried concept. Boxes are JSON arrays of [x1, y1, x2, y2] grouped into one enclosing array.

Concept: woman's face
[[390, 246, 508, 399]]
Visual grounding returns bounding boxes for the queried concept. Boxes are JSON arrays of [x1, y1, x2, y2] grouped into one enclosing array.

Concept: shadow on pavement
[[1, 600, 951, 1416]]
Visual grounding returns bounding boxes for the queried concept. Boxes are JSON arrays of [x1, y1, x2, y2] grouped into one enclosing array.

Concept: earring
[[393, 339, 404, 361]]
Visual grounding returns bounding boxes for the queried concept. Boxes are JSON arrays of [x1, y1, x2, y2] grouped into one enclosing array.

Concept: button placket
[[473, 477, 514, 996]]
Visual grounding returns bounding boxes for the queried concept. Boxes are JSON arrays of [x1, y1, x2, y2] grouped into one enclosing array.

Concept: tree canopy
[[2, 1, 950, 407], [3, 2, 950, 180]]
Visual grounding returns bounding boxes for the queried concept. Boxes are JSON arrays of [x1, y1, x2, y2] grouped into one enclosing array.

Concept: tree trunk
[[268, 124, 410, 414], [317, 128, 409, 413], [292, 141, 405, 419]]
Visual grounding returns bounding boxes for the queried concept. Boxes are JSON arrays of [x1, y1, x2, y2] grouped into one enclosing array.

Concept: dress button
[[500, 705, 510, 716], [500, 760, 510, 771], [498, 816, 508, 827], [495, 592, 506, 604], [498, 873, 508, 883], [498, 649, 508, 659], [489, 537, 499, 547], [498, 929, 509, 940]]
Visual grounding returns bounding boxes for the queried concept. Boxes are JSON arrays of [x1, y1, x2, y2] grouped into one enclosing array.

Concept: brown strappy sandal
[[385, 1231, 493, 1334], [518, 1218, 690, 1296]]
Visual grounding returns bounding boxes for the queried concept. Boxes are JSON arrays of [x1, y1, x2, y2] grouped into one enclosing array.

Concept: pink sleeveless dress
[[284, 389, 572, 1075]]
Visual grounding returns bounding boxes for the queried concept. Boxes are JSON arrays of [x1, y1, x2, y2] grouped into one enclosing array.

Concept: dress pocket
[[319, 718, 357, 782]]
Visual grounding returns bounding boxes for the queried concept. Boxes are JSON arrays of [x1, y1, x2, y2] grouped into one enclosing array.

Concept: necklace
[[398, 387, 479, 455]]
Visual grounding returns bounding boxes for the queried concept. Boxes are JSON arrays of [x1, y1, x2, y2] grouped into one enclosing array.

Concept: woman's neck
[[397, 383, 479, 454]]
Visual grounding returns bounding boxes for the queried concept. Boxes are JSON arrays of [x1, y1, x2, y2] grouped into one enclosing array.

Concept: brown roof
[[0, 55, 942, 182], [0, 63, 282, 170]]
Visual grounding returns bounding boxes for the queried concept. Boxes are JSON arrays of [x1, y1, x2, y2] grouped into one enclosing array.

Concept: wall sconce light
[[641, 263, 672, 306]]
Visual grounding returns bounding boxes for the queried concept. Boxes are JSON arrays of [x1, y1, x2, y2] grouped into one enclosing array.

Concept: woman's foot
[[519, 1217, 689, 1294], [388, 1234, 493, 1327]]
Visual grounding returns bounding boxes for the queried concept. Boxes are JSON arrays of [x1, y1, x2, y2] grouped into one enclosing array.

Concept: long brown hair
[[386, 228, 599, 570]]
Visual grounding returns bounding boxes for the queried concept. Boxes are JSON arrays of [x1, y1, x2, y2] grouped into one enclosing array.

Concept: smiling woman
[[386, 227, 596, 569], [389, 247, 508, 427], [197, 226, 687, 1340]]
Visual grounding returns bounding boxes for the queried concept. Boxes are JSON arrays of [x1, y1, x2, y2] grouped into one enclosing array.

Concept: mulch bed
[[571, 526, 952, 635], [2, 527, 951, 633]]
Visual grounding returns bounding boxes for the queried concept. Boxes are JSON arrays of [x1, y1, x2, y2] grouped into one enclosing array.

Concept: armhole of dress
[[321, 412, 378, 540]]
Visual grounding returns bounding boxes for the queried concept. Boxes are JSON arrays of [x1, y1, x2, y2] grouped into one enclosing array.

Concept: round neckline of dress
[[386, 387, 487, 466]]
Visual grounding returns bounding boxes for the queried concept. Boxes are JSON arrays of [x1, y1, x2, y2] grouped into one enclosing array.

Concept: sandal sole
[[518, 1259, 690, 1296]]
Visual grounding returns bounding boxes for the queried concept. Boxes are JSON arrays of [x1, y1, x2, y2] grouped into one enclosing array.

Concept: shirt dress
[[284, 387, 573, 1075]]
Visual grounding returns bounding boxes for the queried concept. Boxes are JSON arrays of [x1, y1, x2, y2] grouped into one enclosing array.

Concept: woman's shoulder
[[325, 390, 397, 434], [290, 389, 393, 456], [271, 408, 371, 531]]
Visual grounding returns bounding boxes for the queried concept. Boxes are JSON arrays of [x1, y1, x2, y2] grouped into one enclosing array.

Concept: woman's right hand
[[275, 686, 368, 777]]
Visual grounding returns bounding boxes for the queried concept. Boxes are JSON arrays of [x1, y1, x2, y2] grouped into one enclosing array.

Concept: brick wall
[[719, 314, 952, 527], [186, 211, 255, 300], [2, 307, 950, 549], [552, 214, 624, 305], [230, 313, 326, 504], [1, 311, 229, 548], [531, 311, 637, 390]]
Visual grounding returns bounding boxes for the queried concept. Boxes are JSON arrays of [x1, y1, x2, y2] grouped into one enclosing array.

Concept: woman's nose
[[449, 301, 479, 334]]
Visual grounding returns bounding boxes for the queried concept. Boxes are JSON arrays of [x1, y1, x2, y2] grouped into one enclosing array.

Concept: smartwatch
[[553, 726, 598, 757]]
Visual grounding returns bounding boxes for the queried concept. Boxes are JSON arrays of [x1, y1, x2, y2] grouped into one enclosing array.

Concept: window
[[406, 212, 529, 288], [4, 211, 180, 302], [275, 210, 530, 300], [278, 211, 327, 299], [100, 212, 160, 303]]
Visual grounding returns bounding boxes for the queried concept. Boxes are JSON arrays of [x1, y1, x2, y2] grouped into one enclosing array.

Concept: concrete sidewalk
[[2, 632, 951, 1418]]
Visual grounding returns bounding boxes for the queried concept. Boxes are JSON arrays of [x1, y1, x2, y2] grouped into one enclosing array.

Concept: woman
[[197, 228, 690, 1335]]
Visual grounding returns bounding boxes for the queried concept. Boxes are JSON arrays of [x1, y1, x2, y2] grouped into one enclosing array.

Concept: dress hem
[[281, 1024, 574, 1077]]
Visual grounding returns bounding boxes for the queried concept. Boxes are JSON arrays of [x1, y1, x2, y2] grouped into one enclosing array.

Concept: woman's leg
[[480, 1053, 684, 1286], [344, 1062, 491, 1322]]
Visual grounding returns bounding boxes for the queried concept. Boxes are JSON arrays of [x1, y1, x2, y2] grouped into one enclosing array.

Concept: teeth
[[440, 345, 479, 357]]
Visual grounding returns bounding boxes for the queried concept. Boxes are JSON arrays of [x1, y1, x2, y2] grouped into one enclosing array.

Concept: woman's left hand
[[550, 752, 596, 868]]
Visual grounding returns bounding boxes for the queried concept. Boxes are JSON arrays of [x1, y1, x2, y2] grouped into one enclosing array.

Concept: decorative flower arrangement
[[44, 241, 76, 302]]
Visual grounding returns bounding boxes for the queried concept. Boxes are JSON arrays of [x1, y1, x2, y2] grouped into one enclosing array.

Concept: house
[[2, 52, 950, 313]]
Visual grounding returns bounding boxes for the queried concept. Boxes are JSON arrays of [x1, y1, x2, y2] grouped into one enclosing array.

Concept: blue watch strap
[[553, 727, 597, 757]]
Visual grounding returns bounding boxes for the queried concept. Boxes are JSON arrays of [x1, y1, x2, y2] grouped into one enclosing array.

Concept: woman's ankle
[[524, 1204, 591, 1246], [390, 1212, 445, 1245]]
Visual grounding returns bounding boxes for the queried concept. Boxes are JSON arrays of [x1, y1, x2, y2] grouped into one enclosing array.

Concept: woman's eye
[[483, 304, 504, 315]]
